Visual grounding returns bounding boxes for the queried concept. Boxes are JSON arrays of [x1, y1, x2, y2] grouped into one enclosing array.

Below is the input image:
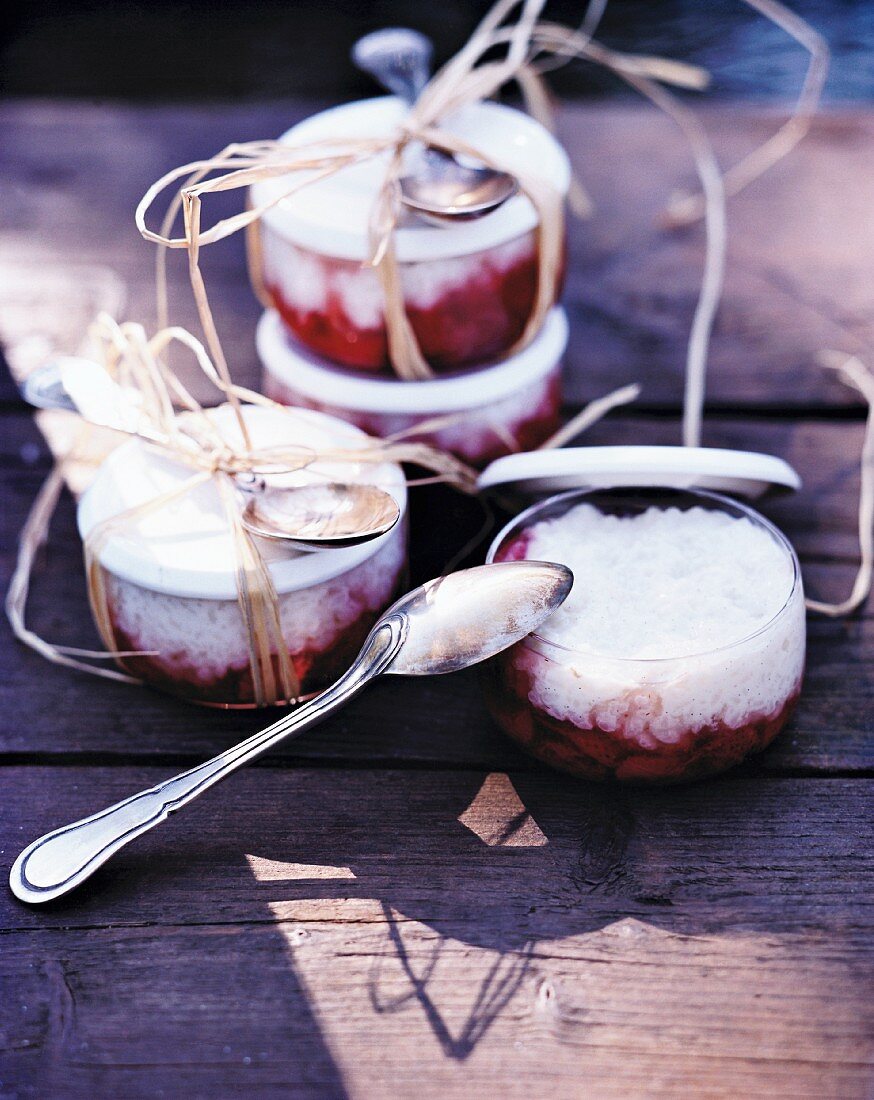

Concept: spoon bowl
[[399, 150, 519, 224], [387, 559, 573, 676], [351, 28, 519, 223], [239, 480, 401, 549]]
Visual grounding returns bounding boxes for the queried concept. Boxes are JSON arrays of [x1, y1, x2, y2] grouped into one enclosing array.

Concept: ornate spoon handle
[[10, 619, 405, 904]]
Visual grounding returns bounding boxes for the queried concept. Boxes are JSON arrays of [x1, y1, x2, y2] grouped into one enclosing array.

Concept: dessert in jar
[[257, 307, 567, 467], [482, 487, 806, 784], [249, 97, 570, 374], [77, 405, 408, 708]]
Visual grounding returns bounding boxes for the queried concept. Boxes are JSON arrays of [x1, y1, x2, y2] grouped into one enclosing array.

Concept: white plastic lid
[[258, 307, 568, 414], [477, 445, 801, 500], [78, 405, 408, 600], [251, 96, 571, 263]]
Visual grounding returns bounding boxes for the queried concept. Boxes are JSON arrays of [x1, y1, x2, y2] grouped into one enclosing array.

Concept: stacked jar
[[252, 96, 571, 467]]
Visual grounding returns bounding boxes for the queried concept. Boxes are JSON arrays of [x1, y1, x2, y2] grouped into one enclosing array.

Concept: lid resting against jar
[[477, 445, 801, 500], [78, 405, 408, 600], [251, 96, 571, 264]]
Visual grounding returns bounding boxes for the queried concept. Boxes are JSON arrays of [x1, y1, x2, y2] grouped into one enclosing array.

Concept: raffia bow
[[134, 0, 718, 385], [22, 315, 479, 706]]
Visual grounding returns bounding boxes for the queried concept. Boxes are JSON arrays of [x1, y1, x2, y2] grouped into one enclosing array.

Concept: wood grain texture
[[1, 102, 873, 409], [1, 768, 872, 1097], [0, 614, 871, 775], [0, 409, 869, 773], [1, 99, 873, 1099]]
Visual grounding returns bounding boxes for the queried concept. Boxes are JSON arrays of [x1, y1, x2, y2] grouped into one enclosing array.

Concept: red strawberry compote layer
[[77, 405, 408, 708], [98, 532, 405, 707], [257, 308, 568, 468], [263, 230, 562, 374], [249, 97, 570, 374], [483, 489, 806, 784]]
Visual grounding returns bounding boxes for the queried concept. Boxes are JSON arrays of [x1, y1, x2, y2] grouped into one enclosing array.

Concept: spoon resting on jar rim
[[9, 560, 573, 904], [21, 357, 401, 551]]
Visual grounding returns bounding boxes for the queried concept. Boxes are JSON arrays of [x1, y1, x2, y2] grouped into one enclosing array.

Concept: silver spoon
[[9, 560, 573, 904], [23, 355, 169, 447], [21, 357, 401, 551], [352, 28, 518, 223], [236, 475, 400, 550]]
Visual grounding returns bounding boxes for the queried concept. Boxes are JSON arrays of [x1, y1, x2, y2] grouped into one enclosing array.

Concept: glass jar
[[249, 97, 570, 374], [482, 487, 806, 784], [77, 405, 408, 708], [258, 307, 567, 468]]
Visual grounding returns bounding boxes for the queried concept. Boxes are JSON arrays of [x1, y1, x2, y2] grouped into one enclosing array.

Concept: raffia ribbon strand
[[805, 352, 874, 618], [135, 0, 721, 385], [663, 0, 829, 228], [5, 463, 145, 685], [9, 314, 479, 704], [539, 383, 641, 450]]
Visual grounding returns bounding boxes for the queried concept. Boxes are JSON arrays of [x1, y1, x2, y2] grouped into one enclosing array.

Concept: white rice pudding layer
[[263, 367, 559, 465], [262, 229, 536, 329], [515, 503, 805, 745], [105, 524, 406, 682]]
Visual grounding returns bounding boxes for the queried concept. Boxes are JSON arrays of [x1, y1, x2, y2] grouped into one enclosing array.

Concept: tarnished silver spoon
[[21, 357, 401, 552], [236, 475, 400, 550], [352, 28, 518, 223], [9, 560, 573, 904]]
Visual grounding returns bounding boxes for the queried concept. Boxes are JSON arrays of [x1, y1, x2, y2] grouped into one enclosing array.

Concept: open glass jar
[[249, 97, 570, 374], [258, 307, 567, 467], [480, 482, 806, 784], [77, 405, 408, 708]]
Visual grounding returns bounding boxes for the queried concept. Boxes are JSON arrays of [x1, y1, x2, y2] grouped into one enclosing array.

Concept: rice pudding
[[78, 405, 408, 707], [483, 488, 806, 783]]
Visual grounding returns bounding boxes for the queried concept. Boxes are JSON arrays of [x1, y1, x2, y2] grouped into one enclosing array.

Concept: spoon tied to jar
[[9, 560, 573, 904], [22, 356, 402, 551], [352, 27, 519, 224], [11, 313, 479, 706]]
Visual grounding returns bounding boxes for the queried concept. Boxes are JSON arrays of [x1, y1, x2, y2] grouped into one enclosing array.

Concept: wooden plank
[[4, 767, 870, 933], [2, 409, 872, 561], [0, 621, 870, 775], [0, 409, 870, 773], [1, 101, 873, 410], [3, 919, 871, 1099], [1, 768, 872, 1096]]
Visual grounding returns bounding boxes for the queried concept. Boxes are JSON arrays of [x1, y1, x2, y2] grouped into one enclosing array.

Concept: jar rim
[[485, 485, 803, 664], [257, 307, 567, 413], [252, 97, 571, 262], [77, 405, 408, 600]]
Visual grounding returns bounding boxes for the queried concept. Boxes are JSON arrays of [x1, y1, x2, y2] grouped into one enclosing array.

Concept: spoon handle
[[9, 617, 406, 905], [351, 28, 432, 105]]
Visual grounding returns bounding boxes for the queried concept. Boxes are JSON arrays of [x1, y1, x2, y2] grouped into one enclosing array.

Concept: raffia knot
[[393, 123, 418, 149]]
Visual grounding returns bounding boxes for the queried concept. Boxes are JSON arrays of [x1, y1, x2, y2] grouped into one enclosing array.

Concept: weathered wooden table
[[0, 101, 872, 1098]]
